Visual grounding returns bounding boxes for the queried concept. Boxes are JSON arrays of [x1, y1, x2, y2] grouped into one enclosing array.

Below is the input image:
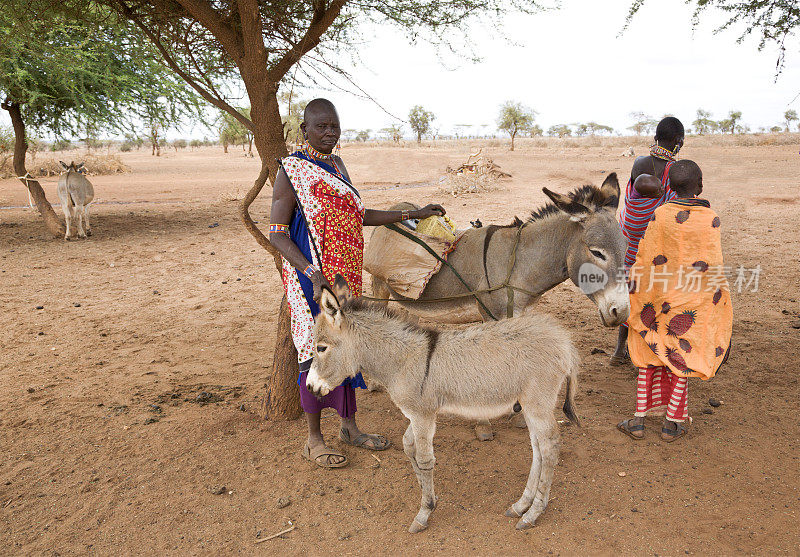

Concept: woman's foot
[[660, 419, 687, 442], [303, 436, 348, 468], [339, 417, 391, 450], [617, 417, 645, 440]]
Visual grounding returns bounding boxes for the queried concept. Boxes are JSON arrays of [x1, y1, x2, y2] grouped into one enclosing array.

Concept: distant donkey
[[57, 161, 94, 240], [306, 275, 581, 533]]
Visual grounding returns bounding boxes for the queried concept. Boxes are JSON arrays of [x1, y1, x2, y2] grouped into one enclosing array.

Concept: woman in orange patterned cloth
[[269, 98, 445, 469], [617, 160, 732, 442]]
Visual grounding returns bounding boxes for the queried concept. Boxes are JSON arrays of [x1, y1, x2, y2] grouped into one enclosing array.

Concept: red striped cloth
[[634, 366, 688, 422], [619, 162, 677, 269]]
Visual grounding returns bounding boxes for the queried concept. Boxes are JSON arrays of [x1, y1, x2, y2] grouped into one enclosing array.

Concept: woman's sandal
[[302, 443, 348, 469], [661, 422, 687, 443], [339, 428, 392, 451], [617, 419, 645, 440]]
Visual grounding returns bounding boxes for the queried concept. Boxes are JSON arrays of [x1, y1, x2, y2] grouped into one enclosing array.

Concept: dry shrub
[[438, 171, 498, 197], [28, 154, 131, 177]]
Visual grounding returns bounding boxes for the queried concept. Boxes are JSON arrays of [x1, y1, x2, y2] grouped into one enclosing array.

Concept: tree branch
[[267, 0, 348, 81], [114, 0, 254, 132], [171, 0, 244, 60]]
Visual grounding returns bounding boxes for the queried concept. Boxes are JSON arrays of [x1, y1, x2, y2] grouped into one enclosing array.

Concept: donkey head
[[306, 275, 361, 397], [542, 173, 629, 327], [59, 161, 85, 174]]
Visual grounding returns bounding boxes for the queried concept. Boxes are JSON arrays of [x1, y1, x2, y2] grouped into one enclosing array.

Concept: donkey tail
[[562, 348, 581, 427]]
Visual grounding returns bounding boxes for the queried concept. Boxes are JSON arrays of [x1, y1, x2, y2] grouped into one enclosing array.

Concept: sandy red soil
[[1, 138, 798, 555]]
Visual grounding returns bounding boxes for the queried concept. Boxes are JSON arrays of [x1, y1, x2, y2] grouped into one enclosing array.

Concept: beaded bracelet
[[401, 209, 410, 221], [302, 264, 318, 279], [269, 223, 289, 234]]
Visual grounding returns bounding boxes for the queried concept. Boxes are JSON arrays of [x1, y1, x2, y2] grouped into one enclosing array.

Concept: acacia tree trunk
[[1, 101, 64, 237], [238, 65, 301, 420]]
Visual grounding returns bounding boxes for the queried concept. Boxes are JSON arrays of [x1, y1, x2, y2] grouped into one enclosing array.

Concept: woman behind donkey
[[268, 98, 445, 469], [611, 116, 685, 365]]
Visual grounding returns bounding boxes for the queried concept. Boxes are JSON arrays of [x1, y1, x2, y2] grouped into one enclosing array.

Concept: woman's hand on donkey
[[413, 204, 446, 219], [311, 271, 333, 303]]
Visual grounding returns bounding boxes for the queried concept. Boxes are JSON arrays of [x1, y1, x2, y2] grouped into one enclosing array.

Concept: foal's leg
[[517, 414, 560, 529], [505, 407, 541, 519], [61, 203, 73, 240], [406, 416, 437, 533], [83, 203, 92, 236], [75, 203, 87, 238]]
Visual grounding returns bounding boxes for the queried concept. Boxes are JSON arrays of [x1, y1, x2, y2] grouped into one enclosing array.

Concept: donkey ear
[[542, 187, 590, 222], [59, 161, 68, 170], [332, 274, 352, 302], [599, 173, 620, 209], [319, 286, 341, 320]]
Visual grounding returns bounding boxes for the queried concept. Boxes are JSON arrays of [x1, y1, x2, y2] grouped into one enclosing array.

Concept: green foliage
[[692, 109, 718, 135], [784, 109, 798, 131], [381, 124, 404, 142], [50, 138, 72, 151], [172, 139, 187, 150], [280, 91, 306, 147], [586, 122, 614, 135], [628, 112, 657, 135], [0, 125, 12, 170], [497, 101, 537, 150], [190, 139, 202, 150], [409, 106, 435, 143], [355, 130, 371, 142], [0, 0, 206, 141], [770, 125, 783, 133], [528, 124, 543, 137], [219, 108, 252, 151], [120, 142, 133, 152], [547, 124, 572, 138]]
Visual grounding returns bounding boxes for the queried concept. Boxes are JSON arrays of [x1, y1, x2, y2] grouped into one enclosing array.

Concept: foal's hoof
[[408, 519, 428, 534], [86, 230, 92, 237], [504, 506, 522, 518], [515, 517, 535, 530], [64, 236, 71, 241], [510, 413, 527, 429]]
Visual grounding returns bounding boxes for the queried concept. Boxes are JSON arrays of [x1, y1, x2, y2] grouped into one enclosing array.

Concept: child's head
[[633, 173, 664, 199], [668, 160, 703, 197]]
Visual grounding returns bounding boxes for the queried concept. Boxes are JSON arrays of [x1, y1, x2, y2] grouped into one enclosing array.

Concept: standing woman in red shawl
[[269, 98, 445, 468]]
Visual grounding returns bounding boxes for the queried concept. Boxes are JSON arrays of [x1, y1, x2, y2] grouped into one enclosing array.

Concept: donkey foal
[[306, 275, 581, 533]]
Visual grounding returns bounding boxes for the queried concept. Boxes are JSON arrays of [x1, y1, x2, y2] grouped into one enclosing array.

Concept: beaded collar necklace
[[302, 141, 344, 179], [650, 144, 677, 162], [303, 141, 334, 160]]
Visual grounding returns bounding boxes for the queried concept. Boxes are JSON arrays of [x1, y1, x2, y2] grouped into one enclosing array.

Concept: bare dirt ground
[[1, 138, 798, 555]]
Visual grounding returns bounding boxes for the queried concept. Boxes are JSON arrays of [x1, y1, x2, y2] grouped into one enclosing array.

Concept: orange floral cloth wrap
[[627, 199, 733, 379]]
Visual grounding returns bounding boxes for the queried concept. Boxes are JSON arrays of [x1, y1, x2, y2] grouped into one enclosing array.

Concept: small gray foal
[[57, 161, 94, 240], [306, 275, 581, 532]]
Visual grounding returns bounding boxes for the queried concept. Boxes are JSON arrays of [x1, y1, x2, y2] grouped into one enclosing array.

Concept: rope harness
[[16, 173, 35, 209], [361, 222, 540, 321]]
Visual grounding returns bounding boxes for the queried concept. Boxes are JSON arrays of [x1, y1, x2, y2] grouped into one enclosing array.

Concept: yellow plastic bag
[[415, 215, 457, 243]]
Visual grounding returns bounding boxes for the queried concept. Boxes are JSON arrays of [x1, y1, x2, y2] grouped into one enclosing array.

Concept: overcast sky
[[323, 0, 800, 136], [3, 0, 798, 139]]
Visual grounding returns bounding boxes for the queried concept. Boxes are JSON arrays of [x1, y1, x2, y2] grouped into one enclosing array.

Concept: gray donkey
[[369, 173, 629, 327], [306, 275, 580, 533], [57, 161, 94, 240]]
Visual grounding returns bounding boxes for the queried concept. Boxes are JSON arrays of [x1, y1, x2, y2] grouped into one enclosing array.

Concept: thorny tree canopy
[[74, 0, 546, 134], [0, 0, 205, 138]]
